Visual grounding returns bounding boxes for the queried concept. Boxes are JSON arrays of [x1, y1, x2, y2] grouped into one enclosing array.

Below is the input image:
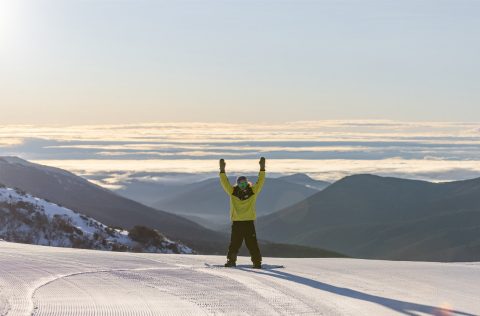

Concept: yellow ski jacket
[[219, 170, 266, 221]]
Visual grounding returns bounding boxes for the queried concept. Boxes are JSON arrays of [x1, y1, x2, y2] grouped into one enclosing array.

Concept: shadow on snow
[[239, 267, 474, 316]]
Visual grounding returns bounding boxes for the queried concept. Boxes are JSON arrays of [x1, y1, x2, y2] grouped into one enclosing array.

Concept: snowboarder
[[219, 157, 266, 269]]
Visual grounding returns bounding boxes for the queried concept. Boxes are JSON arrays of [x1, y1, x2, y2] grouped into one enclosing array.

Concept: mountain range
[[0, 157, 343, 258], [4, 156, 479, 261], [256, 174, 480, 261], [0, 157, 224, 253], [134, 173, 330, 230]]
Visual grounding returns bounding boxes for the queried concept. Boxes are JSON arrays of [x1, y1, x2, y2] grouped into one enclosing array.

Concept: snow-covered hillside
[[0, 241, 478, 316], [0, 185, 192, 254]]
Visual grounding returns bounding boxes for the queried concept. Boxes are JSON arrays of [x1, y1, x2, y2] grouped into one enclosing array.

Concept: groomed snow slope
[[0, 241, 478, 316]]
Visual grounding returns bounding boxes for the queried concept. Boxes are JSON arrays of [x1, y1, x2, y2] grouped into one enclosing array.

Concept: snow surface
[[0, 187, 111, 238], [0, 187, 192, 254], [0, 241, 478, 316]]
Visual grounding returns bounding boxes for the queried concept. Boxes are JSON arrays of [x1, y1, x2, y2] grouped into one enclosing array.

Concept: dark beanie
[[236, 175, 247, 184]]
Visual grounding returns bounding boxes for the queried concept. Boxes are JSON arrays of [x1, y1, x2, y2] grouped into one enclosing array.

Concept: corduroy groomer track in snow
[[0, 241, 478, 316]]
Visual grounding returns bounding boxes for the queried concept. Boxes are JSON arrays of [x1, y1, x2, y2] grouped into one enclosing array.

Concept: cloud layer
[[1, 120, 480, 186]]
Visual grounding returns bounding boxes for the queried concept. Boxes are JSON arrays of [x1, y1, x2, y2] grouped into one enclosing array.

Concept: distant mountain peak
[[338, 173, 382, 182], [0, 156, 32, 165], [279, 173, 315, 181], [277, 173, 330, 190], [0, 155, 80, 179], [338, 173, 423, 184]]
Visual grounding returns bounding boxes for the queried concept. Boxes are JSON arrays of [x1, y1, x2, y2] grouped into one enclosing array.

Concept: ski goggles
[[238, 181, 248, 189]]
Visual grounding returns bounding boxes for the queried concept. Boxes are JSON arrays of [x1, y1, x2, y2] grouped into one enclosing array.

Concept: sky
[[1, 0, 480, 124], [1, 1, 480, 188]]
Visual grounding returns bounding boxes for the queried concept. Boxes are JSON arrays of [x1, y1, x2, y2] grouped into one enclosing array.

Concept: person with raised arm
[[219, 157, 266, 269]]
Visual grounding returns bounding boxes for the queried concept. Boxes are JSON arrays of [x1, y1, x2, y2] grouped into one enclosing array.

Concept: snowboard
[[204, 263, 285, 270]]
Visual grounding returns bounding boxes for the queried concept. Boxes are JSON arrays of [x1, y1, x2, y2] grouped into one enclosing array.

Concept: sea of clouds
[[1, 120, 480, 188]]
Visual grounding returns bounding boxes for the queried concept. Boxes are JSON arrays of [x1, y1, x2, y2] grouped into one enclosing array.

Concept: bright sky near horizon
[[1, 0, 479, 124]]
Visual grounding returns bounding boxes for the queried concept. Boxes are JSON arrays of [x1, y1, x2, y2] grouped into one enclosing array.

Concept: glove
[[219, 159, 226, 172], [259, 157, 266, 171]]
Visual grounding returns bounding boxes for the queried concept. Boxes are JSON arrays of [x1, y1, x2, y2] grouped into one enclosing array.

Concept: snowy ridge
[[0, 184, 193, 254]]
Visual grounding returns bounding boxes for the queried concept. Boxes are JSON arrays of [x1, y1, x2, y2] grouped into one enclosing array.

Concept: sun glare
[[0, 0, 28, 46], [0, 1, 15, 35]]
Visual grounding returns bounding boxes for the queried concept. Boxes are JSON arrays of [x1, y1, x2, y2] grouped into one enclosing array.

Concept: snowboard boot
[[252, 262, 262, 269], [224, 260, 236, 268]]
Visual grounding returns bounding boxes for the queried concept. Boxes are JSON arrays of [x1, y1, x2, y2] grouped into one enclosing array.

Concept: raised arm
[[252, 157, 266, 194], [219, 158, 233, 195]]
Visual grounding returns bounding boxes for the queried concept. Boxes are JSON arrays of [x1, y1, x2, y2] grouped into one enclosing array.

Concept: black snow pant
[[227, 220, 262, 264]]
